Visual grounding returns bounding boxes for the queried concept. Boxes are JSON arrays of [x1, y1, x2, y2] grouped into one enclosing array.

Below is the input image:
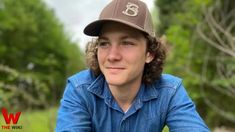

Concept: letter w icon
[[1, 108, 21, 124]]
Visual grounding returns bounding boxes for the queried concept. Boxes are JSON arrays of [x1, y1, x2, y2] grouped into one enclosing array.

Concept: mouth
[[106, 67, 125, 73], [107, 67, 125, 69]]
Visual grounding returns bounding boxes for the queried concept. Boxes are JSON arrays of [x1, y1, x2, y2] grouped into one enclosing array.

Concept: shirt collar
[[87, 74, 112, 99], [87, 75, 159, 102], [140, 83, 159, 101]]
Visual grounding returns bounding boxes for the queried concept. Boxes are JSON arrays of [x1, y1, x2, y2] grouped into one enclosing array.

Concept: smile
[[106, 67, 125, 73], [106, 67, 125, 69]]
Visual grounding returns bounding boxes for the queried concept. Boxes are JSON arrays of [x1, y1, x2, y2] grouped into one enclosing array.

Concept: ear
[[145, 52, 154, 63]]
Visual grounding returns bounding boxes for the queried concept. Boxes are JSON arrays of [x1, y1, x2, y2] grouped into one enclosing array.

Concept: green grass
[[0, 107, 58, 132]]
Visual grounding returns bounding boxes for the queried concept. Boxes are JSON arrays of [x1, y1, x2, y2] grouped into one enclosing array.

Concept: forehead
[[100, 22, 145, 38]]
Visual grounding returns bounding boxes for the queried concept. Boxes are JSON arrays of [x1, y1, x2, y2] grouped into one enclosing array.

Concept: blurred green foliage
[[0, 0, 85, 111], [156, 0, 235, 128]]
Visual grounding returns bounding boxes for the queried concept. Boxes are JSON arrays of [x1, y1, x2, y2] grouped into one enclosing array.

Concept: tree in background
[[197, 0, 235, 126], [156, 0, 234, 128], [0, 0, 85, 111]]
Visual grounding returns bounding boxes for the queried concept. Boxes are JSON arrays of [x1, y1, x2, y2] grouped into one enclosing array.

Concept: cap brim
[[83, 18, 147, 36]]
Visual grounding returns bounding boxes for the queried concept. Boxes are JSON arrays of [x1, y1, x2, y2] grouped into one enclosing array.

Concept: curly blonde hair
[[85, 35, 167, 85]]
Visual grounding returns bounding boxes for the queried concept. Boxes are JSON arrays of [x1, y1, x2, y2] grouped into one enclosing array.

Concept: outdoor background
[[0, 0, 234, 131]]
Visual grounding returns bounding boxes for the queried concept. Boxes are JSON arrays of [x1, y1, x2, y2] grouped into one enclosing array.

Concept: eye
[[121, 40, 135, 46], [97, 40, 110, 48]]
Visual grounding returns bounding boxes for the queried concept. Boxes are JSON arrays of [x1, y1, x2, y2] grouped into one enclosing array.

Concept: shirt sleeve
[[166, 82, 210, 132], [55, 81, 91, 132]]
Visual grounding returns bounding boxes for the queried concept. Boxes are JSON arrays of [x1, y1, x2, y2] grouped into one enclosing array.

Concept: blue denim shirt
[[55, 70, 209, 132]]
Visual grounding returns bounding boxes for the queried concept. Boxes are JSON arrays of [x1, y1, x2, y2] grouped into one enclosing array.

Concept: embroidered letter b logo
[[122, 2, 139, 17]]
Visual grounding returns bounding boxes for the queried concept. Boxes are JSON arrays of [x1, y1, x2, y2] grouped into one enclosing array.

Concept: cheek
[[126, 52, 147, 68], [130, 48, 147, 60], [97, 50, 106, 66]]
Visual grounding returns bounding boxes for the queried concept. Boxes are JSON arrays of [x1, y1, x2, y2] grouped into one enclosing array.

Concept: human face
[[97, 22, 154, 88]]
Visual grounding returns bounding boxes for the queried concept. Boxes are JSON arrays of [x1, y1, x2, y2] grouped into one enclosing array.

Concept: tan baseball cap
[[83, 0, 155, 37]]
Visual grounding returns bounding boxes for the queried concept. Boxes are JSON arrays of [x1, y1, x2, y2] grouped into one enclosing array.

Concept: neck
[[108, 81, 141, 112]]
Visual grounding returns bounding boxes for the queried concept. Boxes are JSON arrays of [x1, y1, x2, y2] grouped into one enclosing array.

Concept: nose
[[107, 45, 122, 62]]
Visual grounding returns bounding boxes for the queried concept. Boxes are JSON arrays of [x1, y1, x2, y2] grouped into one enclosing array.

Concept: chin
[[105, 78, 125, 87]]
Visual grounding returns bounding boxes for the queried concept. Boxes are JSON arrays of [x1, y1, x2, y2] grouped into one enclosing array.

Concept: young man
[[55, 0, 210, 131]]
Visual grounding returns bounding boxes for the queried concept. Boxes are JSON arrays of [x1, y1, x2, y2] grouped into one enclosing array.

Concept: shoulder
[[60, 70, 97, 117], [154, 74, 183, 90], [67, 69, 96, 88]]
